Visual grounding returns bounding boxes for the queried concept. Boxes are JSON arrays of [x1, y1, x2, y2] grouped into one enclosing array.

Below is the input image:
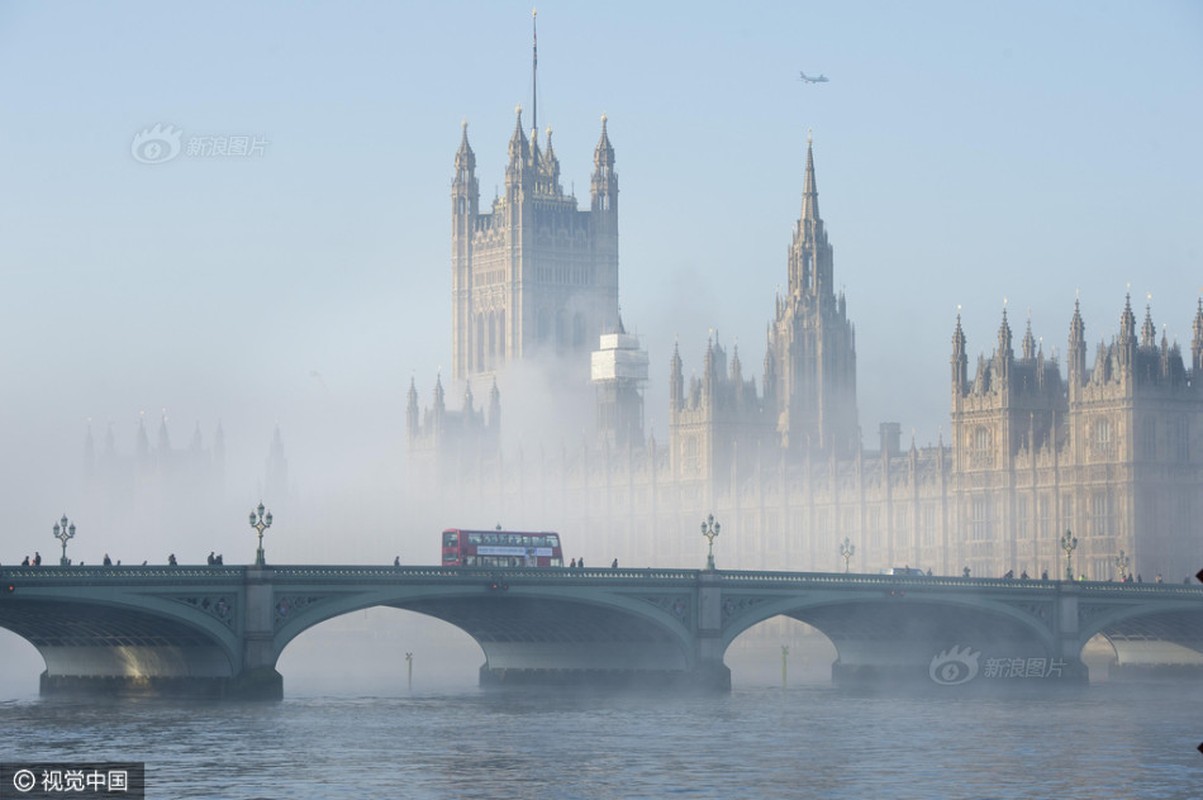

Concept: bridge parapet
[[2, 565, 246, 582], [8, 564, 1198, 595], [268, 566, 703, 583]]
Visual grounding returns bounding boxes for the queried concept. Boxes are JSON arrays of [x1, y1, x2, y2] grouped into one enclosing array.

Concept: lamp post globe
[[1060, 529, 1078, 581], [250, 503, 274, 567], [1114, 550, 1130, 582], [839, 537, 855, 574], [52, 515, 76, 567], [700, 514, 721, 571]]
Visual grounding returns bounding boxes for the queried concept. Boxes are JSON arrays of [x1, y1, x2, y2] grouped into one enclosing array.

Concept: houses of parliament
[[405, 54, 1203, 583]]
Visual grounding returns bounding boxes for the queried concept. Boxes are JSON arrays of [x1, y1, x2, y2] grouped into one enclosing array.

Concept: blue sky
[[0, 1, 1200, 561]]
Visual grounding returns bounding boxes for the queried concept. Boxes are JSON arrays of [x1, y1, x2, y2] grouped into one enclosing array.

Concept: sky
[[0, 0, 1201, 567]]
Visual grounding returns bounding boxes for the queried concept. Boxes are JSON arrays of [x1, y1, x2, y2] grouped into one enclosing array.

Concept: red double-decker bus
[[441, 528, 564, 568]]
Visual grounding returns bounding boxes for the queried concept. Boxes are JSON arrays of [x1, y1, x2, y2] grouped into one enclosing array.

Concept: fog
[[1, 3, 1201, 689]]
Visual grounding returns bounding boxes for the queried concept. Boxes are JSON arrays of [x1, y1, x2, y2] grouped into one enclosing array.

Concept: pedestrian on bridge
[[103, 554, 112, 566], [33, 552, 41, 566], [168, 554, 177, 566], [207, 551, 215, 566]]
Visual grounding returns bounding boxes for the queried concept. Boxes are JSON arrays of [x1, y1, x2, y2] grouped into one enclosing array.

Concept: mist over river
[[2, 663, 1200, 799]]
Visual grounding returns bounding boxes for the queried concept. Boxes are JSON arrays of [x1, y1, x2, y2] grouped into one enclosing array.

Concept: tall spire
[[591, 113, 617, 214], [801, 129, 820, 223], [1119, 292, 1136, 343], [670, 340, 683, 410], [406, 377, 419, 441], [1141, 302, 1156, 348], [531, 8, 538, 137], [1022, 314, 1036, 360], [1068, 297, 1086, 387], [952, 312, 968, 394], [997, 306, 1013, 357]]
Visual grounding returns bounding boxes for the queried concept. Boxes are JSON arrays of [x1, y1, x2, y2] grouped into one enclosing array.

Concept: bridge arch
[[272, 579, 698, 683], [1077, 597, 1203, 675], [720, 592, 1058, 653], [0, 591, 242, 688], [716, 583, 1067, 687]]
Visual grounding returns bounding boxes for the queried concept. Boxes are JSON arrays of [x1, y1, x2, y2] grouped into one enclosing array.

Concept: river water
[[2, 674, 1201, 800]]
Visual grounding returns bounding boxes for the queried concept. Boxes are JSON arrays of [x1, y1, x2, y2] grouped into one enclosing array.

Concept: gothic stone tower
[[950, 308, 1066, 576], [763, 135, 859, 460], [950, 296, 1203, 581], [451, 107, 619, 383]]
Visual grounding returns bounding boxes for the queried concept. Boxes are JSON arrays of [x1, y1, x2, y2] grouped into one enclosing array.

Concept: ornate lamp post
[[1114, 550, 1130, 582], [249, 503, 273, 567], [839, 537, 855, 574], [1060, 528, 1078, 581], [700, 514, 721, 570], [52, 515, 75, 566]]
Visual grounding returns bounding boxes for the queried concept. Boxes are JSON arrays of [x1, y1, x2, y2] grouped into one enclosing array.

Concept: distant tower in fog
[[81, 415, 227, 545], [263, 425, 290, 505], [591, 316, 649, 449], [450, 13, 619, 385]]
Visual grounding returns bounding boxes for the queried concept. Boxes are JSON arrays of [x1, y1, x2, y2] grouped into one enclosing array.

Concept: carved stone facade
[[411, 88, 1203, 584], [451, 111, 619, 385]]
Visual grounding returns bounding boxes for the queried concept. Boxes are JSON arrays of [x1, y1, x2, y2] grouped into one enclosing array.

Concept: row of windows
[[444, 531, 561, 548], [453, 555, 564, 568], [972, 492, 1117, 541], [968, 417, 1191, 464]]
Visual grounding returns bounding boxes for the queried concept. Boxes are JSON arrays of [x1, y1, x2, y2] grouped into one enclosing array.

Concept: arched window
[[683, 437, 699, 475], [970, 425, 992, 467]]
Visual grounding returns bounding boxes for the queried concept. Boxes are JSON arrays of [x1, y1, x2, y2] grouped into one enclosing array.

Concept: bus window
[[443, 531, 458, 548]]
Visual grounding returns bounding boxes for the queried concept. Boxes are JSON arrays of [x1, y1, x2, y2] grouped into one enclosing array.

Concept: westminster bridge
[[1, 564, 1201, 698]]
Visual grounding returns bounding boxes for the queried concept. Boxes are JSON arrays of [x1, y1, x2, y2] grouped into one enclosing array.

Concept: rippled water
[[3, 681, 1201, 799]]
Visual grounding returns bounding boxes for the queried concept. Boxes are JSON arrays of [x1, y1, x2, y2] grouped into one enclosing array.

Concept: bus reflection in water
[[441, 528, 564, 568]]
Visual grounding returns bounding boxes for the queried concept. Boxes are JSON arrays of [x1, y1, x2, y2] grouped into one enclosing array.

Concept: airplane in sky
[[799, 71, 829, 84]]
